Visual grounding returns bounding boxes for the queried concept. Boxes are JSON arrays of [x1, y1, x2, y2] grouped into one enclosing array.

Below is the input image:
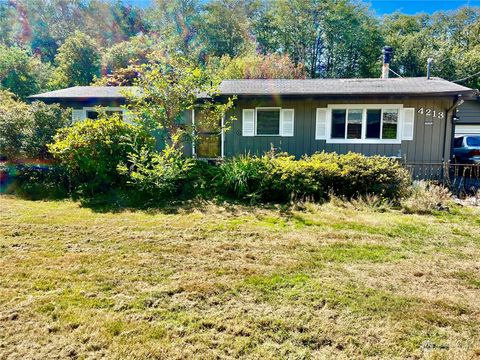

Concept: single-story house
[[455, 95, 480, 136], [29, 77, 477, 171]]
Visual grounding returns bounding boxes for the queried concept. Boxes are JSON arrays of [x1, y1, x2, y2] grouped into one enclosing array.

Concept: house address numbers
[[417, 107, 445, 119], [417, 107, 444, 126]]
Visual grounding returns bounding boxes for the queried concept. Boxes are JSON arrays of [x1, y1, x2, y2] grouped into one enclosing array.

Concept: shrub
[[118, 145, 196, 200], [48, 115, 154, 193], [401, 181, 452, 214], [269, 152, 341, 201], [217, 155, 270, 200], [335, 153, 411, 200], [13, 164, 70, 199], [0, 91, 70, 160], [217, 152, 411, 202]]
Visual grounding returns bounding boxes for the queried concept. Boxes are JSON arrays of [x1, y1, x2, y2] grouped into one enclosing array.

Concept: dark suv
[[453, 135, 480, 164]]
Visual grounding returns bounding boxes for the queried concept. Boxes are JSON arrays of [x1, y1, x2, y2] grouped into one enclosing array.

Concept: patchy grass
[[1, 196, 480, 359]]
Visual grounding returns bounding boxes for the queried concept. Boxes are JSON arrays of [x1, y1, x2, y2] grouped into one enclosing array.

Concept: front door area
[[194, 110, 221, 158]]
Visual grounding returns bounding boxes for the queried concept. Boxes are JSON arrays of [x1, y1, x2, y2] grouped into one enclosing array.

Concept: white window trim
[[255, 107, 282, 136], [326, 104, 404, 144], [82, 106, 127, 120]]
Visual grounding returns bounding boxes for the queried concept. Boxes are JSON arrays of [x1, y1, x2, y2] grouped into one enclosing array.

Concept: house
[[28, 86, 137, 122], [455, 96, 480, 136], [29, 78, 476, 171]]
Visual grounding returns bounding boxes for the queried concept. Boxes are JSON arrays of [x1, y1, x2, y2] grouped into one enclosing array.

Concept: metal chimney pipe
[[427, 58, 434, 79], [381, 46, 393, 79]]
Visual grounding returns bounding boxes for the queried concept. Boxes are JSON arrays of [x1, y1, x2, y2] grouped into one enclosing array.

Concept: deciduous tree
[[49, 31, 101, 88]]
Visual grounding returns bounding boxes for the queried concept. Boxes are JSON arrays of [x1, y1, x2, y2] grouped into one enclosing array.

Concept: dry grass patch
[[1, 196, 480, 359]]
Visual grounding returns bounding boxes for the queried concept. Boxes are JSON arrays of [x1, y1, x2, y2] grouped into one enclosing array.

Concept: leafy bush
[[401, 181, 452, 214], [118, 145, 195, 200], [13, 164, 70, 199], [48, 115, 154, 193], [217, 155, 270, 200], [0, 91, 70, 160], [217, 152, 411, 202], [335, 153, 411, 200]]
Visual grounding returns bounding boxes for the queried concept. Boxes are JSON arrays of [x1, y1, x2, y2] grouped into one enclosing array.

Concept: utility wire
[[452, 70, 480, 83]]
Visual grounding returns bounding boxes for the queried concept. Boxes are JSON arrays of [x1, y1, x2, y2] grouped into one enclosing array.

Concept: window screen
[[256, 109, 280, 135]]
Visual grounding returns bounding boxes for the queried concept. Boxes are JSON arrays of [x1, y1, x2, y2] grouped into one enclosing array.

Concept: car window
[[466, 136, 480, 147], [453, 137, 463, 148]]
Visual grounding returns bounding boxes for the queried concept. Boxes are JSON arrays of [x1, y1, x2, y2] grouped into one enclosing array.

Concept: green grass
[[1, 196, 480, 358]]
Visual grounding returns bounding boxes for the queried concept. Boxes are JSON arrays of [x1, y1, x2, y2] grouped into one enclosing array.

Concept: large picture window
[[256, 109, 280, 135], [328, 105, 401, 143]]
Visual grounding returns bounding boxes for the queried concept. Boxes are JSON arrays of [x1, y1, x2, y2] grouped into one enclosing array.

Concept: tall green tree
[[0, 46, 51, 99], [381, 8, 480, 88], [255, 0, 326, 77], [147, 0, 201, 57], [254, 0, 381, 78], [49, 31, 101, 88], [196, 0, 258, 57]]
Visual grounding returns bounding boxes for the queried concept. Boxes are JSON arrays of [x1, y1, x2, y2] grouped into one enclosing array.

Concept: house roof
[[28, 86, 139, 100], [28, 78, 476, 101], [216, 77, 476, 97]]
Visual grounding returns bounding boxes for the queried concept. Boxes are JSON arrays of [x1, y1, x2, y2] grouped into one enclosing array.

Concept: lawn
[[1, 196, 480, 359]]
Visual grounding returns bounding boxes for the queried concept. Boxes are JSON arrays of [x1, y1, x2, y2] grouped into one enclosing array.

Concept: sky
[[368, 0, 480, 15], [126, 0, 480, 15]]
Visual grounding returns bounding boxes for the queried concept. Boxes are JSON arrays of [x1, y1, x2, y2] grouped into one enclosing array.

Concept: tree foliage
[[126, 54, 235, 149], [210, 53, 306, 79], [49, 31, 101, 88], [0, 91, 70, 160], [0, 46, 51, 99]]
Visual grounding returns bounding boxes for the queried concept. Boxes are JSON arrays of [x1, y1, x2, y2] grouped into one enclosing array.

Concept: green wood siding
[[224, 96, 454, 165]]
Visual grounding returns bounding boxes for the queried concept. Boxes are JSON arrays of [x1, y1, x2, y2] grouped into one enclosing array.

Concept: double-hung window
[[256, 108, 281, 135], [242, 107, 295, 137], [319, 105, 405, 144]]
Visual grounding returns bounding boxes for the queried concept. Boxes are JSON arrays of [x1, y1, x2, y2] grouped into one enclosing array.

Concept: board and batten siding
[[223, 96, 455, 165]]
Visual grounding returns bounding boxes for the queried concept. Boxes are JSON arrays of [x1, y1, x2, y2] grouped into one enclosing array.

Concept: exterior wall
[[224, 96, 455, 165], [456, 100, 480, 125], [455, 100, 480, 136]]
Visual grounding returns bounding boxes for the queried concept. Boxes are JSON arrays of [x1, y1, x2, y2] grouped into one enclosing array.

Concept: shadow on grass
[[9, 185, 285, 215]]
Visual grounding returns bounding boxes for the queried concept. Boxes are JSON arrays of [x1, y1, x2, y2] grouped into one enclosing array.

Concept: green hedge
[[217, 152, 410, 202]]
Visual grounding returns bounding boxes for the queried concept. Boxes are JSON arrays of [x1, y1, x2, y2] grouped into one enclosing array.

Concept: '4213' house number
[[417, 107, 445, 119]]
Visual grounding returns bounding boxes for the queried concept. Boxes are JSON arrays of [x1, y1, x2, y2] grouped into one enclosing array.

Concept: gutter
[[442, 95, 465, 165]]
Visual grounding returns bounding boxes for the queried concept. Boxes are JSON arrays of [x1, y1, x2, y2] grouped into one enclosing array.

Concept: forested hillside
[[0, 0, 479, 99]]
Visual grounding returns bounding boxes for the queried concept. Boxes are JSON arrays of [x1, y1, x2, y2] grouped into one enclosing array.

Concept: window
[[85, 109, 123, 120], [366, 109, 381, 138], [453, 137, 464, 148], [194, 109, 221, 158], [466, 136, 480, 147], [331, 109, 346, 138], [382, 109, 398, 139], [328, 105, 402, 143], [347, 109, 362, 139], [256, 109, 280, 135]]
